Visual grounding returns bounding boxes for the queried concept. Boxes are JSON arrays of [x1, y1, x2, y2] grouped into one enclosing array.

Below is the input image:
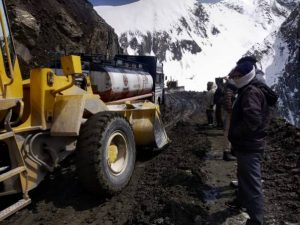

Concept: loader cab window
[[0, 1, 16, 76]]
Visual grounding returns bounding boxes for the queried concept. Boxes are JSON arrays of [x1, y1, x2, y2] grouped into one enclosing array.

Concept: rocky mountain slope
[[248, 4, 300, 126], [6, 0, 122, 76], [94, 0, 299, 91], [94, 0, 300, 126], [272, 5, 299, 126]]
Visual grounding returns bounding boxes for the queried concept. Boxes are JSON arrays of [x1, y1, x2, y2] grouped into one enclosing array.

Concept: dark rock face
[[245, 4, 299, 127], [6, 0, 122, 76], [276, 4, 300, 126], [276, 0, 300, 10], [118, 2, 206, 62], [119, 31, 202, 62]]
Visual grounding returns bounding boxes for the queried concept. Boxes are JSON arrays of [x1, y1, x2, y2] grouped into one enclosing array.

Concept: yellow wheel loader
[[0, 0, 168, 220]]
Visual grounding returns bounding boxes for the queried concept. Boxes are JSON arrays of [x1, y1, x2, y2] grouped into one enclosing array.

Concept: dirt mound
[[129, 121, 209, 225], [263, 118, 300, 224]]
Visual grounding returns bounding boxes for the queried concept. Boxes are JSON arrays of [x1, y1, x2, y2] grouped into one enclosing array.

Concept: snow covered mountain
[[248, 4, 300, 126], [93, 0, 300, 125]]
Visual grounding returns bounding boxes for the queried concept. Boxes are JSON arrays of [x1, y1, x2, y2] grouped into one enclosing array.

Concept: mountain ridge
[[93, 0, 300, 126], [94, 0, 298, 91]]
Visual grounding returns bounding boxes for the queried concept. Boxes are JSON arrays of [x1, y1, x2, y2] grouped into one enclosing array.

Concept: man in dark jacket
[[228, 61, 277, 225], [214, 77, 225, 128], [222, 78, 237, 161]]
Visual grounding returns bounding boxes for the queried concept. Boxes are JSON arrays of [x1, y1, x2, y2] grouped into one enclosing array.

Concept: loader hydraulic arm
[[0, 3, 14, 87], [0, 0, 23, 100]]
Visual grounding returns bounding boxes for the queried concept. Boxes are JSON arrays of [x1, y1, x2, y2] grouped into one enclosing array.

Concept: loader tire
[[76, 112, 136, 195]]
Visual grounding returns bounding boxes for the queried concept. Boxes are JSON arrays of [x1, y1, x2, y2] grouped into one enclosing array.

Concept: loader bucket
[[130, 101, 169, 149], [107, 101, 169, 149], [154, 110, 169, 149]]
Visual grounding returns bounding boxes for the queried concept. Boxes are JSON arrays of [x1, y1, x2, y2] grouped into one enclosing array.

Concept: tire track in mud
[[163, 92, 206, 130], [126, 92, 210, 224], [128, 100, 210, 224]]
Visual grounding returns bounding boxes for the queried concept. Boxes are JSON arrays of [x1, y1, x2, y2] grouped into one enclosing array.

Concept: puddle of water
[[203, 186, 220, 204], [203, 152, 219, 161]]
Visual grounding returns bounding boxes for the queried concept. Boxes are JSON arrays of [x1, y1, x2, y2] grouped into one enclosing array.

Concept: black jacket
[[228, 79, 277, 153], [213, 87, 225, 105]]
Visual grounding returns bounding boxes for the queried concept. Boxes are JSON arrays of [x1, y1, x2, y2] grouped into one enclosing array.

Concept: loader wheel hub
[[108, 145, 118, 163], [107, 131, 128, 175]]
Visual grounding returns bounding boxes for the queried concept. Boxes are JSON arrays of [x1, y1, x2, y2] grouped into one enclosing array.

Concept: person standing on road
[[214, 78, 225, 128], [224, 55, 266, 162], [222, 77, 237, 161], [228, 60, 278, 225], [205, 81, 216, 126]]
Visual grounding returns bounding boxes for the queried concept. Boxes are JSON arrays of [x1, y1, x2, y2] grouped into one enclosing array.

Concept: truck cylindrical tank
[[89, 66, 153, 102]]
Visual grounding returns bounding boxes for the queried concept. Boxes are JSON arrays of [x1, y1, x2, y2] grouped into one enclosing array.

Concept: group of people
[[205, 56, 278, 225], [205, 72, 238, 160]]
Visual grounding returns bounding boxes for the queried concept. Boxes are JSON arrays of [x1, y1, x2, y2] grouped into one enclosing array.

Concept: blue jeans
[[236, 152, 264, 225]]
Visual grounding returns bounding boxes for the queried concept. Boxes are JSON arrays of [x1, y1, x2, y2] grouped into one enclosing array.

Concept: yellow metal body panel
[[14, 68, 75, 130], [61, 55, 82, 75], [0, 58, 23, 99], [51, 94, 108, 136], [51, 95, 85, 136], [125, 108, 155, 146], [0, 6, 23, 99], [0, 57, 23, 98], [108, 101, 168, 147], [10, 65, 107, 134], [29, 69, 54, 128]]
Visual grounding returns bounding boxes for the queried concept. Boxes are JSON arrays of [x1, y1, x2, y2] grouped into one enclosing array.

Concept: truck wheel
[[76, 112, 136, 195]]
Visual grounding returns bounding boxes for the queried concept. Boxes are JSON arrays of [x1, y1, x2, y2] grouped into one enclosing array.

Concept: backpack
[[251, 82, 278, 107]]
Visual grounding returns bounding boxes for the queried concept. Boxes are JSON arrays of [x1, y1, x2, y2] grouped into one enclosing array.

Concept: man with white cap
[[228, 60, 277, 225], [236, 56, 267, 84]]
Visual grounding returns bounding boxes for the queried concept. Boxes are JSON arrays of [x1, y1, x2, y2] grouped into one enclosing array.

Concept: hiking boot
[[226, 198, 241, 207], [225, 198, 246, 212], [223, 151, 236, 161]]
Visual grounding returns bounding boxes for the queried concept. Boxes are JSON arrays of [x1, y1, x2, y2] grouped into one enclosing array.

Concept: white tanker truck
[[84, 54, 165, 105], [51, 54, 165, 105]]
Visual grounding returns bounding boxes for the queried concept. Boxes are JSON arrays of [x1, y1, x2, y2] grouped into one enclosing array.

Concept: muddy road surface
[[1, 91, 299, 225]]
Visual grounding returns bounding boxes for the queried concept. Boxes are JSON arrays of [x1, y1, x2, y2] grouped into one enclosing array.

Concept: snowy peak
[[95, 0, 200, 33], [94, 0, 297, 91], [244, 3, 299, 126], [275, 5, 300, 126], [93, 0, 300, 126]]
